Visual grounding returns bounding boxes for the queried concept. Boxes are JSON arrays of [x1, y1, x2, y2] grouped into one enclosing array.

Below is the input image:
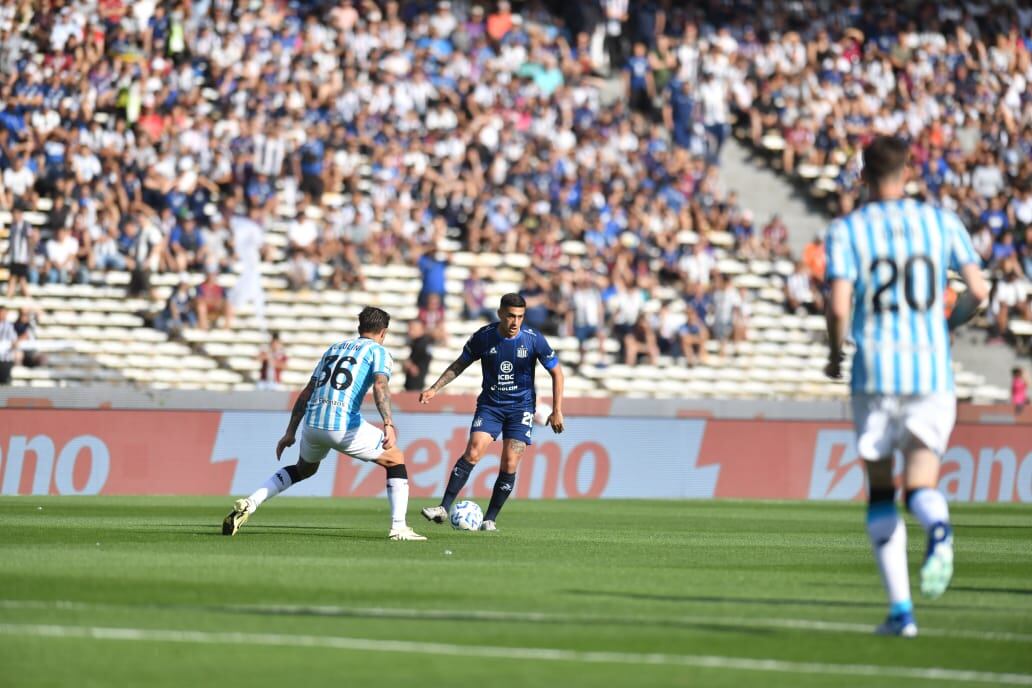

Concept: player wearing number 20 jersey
[[823, 136, 989, 638], [825, 198, 980, 397], [305, 338, 393, 432]]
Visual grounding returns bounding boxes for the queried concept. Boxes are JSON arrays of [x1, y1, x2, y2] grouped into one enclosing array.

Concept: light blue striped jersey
[[825, 199, 979, 395], [303, 337, 393, 431]]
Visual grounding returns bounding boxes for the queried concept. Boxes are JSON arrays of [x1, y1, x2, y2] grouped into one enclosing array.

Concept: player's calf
[[222, 461, 316, 535], [906, 487, 954, 599], [438, 456, 476, 513], [865, 481, 916, 635]]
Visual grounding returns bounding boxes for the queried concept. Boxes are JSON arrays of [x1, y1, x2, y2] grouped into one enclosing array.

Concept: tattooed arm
[[418, 355, 472, 404], [276, 379, 315, 460], [372, 373, 397, 450]]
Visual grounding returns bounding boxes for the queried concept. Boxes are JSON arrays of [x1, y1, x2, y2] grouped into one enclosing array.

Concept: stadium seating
[[1, 197, 1009, 402], [0, 2, 1019, 405]]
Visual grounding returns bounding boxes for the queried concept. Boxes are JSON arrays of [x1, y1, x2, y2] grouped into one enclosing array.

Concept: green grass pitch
[[0, 497, 1029, 687]]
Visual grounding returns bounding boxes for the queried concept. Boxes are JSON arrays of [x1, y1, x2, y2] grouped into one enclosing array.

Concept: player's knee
[[378, 448, 404, 467]]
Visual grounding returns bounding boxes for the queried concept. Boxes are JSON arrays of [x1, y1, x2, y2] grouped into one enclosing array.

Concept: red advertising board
[[1, 409, 1029, 502]]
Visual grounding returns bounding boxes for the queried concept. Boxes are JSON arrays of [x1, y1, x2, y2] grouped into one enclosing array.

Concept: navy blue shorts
[[470, 405, 534, 444]]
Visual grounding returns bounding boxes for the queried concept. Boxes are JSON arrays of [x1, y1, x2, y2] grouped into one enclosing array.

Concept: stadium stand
[[727, 2, 1032, 351], [0, 1, 1019, 402]]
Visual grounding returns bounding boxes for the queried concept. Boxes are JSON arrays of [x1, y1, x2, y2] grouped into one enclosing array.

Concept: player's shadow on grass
[[185, 524, 344, 532], [949, 586, 1032, 596], [243, 524, 347, 531], [202, 604, 772, 636], [568, 589, 999, 612], [568, 589, 880, 609], [194, 525, 388, 541]]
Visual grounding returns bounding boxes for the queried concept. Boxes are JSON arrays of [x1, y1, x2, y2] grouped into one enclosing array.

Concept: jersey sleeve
[[940, 209, 979, 271], [458, 331, 483, 365], [824, 220, 857, 283], [372, 345, 393, 379], [536, 334, 560, 370]]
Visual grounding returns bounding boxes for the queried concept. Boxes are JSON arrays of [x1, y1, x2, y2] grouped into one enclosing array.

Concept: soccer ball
[[450, 500, 484, 531]]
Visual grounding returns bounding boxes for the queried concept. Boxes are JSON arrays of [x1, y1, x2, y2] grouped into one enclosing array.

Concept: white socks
[[866, 504, 912, 610], [248, 468, 295, 511], [387, 478, 409, 528], [907, 488, 950, 532]]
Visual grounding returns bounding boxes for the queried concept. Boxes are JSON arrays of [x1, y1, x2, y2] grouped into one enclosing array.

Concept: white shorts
[[299, 421, 385, 464], [850, 393, 956, 461]]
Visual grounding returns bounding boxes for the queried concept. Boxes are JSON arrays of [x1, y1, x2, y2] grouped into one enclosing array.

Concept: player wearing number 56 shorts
[[418, 293, 565, 531], [222, 307, 426, 541], [824, 136, 989, 637]]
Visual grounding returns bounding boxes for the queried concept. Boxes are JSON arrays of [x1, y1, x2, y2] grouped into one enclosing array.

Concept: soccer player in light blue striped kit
[[223, 307, 426, 541], [824, 136, 989, 636]]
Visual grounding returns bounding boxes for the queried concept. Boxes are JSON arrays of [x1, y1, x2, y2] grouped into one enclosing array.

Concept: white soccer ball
[[449, 500, 484, 531]]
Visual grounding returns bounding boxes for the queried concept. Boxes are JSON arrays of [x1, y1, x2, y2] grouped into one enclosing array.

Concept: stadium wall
[[1, 391, 1029, 502]]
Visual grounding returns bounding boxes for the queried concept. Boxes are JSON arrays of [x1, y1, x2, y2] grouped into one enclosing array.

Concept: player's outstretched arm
[[824, 279, 852, 380], [277, 379, 314, 460], [546, 364, 565, 433], [372, 373, 397, 450], [419, 355, 471, 404]]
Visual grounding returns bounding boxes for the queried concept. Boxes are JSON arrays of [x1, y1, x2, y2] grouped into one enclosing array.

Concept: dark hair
[[358, 306, 390, 334], [862, 136, 908, 186], [499, 293, 526, 310]]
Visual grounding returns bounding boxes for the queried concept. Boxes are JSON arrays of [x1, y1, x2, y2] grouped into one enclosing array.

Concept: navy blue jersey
[[459, 324, 559, 410]]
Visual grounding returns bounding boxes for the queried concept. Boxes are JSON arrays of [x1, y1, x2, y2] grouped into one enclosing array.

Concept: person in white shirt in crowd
[[5, 207, 35, 297], [655, 302, 685, 359], [712, 273, 743, 356], [0, 304, 18, 385], [607, 275, 644, 353], [570, 270, 607, 366], [229, 206, 267, 328], [784, 260, 824, 315], [3, 155, 36, 209], [989, 263, 1031, 344], [45, 225, 84, 284], [92, 222, 127, 272], [678, 240, 716, 288], [287, 207, 320, 257]]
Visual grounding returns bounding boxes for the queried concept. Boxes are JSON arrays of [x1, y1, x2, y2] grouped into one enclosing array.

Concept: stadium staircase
[[0, 195, 1010, 402], [732, 125, 1030, 391]]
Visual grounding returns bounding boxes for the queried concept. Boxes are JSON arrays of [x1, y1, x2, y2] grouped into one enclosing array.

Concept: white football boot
[[389, 525, 428, 541], [920, 523, 954, 599], [421, 505, 448, 523]]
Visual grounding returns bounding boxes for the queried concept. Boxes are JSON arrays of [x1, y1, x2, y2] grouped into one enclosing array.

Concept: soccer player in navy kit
[[419, 293, 565, 531]]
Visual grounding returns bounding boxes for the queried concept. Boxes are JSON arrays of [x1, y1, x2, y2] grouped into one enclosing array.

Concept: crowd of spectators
[[1, 0, 1030, 388], [721, 0, 1032, 343], [0, 0, 774, 371]]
